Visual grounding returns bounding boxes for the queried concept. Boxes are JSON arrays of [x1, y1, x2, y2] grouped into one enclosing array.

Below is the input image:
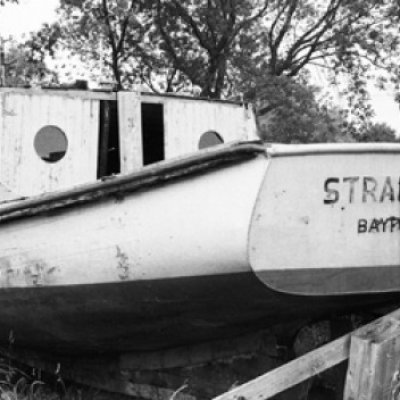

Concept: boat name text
[[358, 216, 400, 234], [324, 176, 400, 204]]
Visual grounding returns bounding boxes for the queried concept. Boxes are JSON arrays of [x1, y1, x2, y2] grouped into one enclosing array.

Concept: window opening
[[141, 103, 165, 166], [97, 100, 120, 178], [199, 130, 224, 149], [34, 125, 68, 163]]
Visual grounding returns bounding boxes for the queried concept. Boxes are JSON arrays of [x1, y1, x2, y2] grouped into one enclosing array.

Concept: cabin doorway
[[97, 100, 120, 178], [141, 103, 165, 166]]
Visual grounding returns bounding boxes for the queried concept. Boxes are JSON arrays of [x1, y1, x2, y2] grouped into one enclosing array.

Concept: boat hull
[[2, 142, 400, 354], [249, 144, 400, 295], [1, 272, 399, 355]]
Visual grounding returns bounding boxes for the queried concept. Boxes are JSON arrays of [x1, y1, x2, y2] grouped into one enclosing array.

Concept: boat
[[0, 88, 400, 356]]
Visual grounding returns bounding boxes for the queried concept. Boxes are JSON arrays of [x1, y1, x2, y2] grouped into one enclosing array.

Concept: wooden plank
[[117, 91, 142, 173], [120, 330, 277, 370], [0, 91, 100, 196], [0, 87, 117, 101], [213, 334, 350, 400], [214, 308, 400, 400], [164, 99, 251, 160], [343, 313, 400, 400]]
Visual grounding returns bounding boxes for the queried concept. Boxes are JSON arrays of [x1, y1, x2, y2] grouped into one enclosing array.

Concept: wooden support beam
[[213, 333, 350, 400], [343, 313, 400, 400], [213, 308, 400, 400]]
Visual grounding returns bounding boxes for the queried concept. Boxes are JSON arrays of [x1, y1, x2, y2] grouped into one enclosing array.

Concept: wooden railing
[[213, 307, 400, 400]]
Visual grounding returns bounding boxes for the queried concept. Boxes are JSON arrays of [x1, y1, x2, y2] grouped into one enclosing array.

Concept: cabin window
[[141, 103, 165, 165], [97, 100, 121, 178], [199, 130, 224, 149], [34, 125, 68, 163]]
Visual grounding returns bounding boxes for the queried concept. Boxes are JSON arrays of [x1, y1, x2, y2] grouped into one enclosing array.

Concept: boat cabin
[[0, 88, 258, 197]]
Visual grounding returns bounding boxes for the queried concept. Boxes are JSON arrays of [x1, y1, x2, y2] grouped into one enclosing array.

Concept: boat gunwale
[[0, 142, 266, 223], [267, 142, 400, 157], [3, 141, 400, 222]]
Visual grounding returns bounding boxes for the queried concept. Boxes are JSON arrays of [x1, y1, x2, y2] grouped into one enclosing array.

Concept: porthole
[[199, 130, 224, 149], [34, 125, 68, 163]]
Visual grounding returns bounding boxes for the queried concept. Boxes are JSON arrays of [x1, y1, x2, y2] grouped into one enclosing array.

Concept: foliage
[[9, 0, 400, 142], [29, 0, 400, 99], [0, 357, 45, 400], [0, 39, 56, 87], [256, 76, 353, 143], [45, 0, 146, 89], [0, 355, 104, 400], [149, 0, 270, 97], [0, 0, 17, 6], [355, 122, 399, 142]]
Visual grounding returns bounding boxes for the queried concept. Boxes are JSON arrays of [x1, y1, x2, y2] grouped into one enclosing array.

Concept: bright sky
[[0, 0, 59, 39], [0, 0, 399, 135], [370, 87, 400, 134]]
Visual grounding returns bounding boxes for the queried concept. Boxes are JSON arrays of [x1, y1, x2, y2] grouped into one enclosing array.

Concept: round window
[[34, 125, 68, 163], [199, 130, 224, 150]]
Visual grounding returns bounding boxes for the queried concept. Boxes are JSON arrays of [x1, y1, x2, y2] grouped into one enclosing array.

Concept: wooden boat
[[0, 88, 400, 356]]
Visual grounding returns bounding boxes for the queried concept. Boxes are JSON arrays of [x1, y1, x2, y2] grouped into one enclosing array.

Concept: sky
[[0, 0, 59, 39], [0, 0, 399, 135]]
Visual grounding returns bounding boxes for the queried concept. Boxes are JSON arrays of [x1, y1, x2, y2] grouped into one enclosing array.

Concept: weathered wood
[[0, 90, 100, 196], [0, 142, 265, 222], [0, 87, 117, 101], [213, 333, 350, 400], [343, 313, 400, 400], [117, 91, 142, 173], [120, 329, 277, 370], [214, 309, 400, 400], [163, 98, 257, 160]]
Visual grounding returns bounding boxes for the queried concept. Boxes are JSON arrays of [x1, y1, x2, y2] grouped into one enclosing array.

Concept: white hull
[[0, 142, 400, 353], [0, 152, 267, 287]]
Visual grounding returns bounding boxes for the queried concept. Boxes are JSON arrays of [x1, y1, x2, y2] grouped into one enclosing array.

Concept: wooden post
[[343, 313, 400, 400], [117, 91, 143, 174], [213, 308, 400, 400]]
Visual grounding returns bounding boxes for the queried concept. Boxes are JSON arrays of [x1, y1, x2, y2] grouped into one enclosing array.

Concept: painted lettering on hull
[[323, 177, 400, 235], [358, 217, 400, 234], [323, 176, 399, 205]]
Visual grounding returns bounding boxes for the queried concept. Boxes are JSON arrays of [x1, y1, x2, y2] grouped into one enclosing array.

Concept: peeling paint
[[116, 246, 130, 280], [47, 266, 57, 274], [300, 216, 310, 225], [24, 262, 45, 286], [2, 108, 17, 117]]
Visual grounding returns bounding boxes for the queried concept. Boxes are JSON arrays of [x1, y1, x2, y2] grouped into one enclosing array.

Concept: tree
[[355, 122, 399, 142], [0, 0, 17, 5], [0, 38, 56, 87], [256, 77, 353, 143], [151, 0, 270, 98], [239, 0, 399, 114], [27, 0, 400, 122], [150, 0, 400, 104], [33, 0, 145, 89], [64, 0, 145, 89]]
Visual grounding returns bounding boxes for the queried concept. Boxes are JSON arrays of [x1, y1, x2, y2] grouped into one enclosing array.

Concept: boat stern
[[248, 143, 400, 296]]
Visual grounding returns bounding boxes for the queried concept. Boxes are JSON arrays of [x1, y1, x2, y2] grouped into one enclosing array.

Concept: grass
[[0, 357, 108, 400]]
